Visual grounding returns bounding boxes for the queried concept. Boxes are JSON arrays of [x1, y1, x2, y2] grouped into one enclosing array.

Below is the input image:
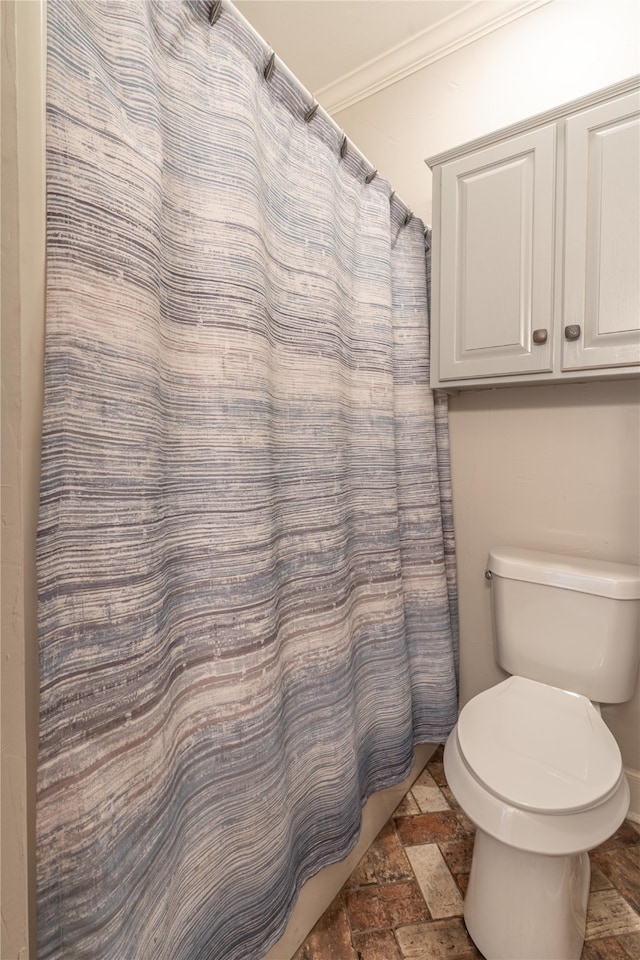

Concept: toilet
[[444, 546, 640, 960]]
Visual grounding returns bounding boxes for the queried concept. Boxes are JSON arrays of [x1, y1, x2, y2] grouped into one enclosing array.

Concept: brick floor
[[292, 746, 640, 960]]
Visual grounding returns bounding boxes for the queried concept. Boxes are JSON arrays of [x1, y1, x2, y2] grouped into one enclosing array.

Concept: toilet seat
[[457, 676, 623, 814]]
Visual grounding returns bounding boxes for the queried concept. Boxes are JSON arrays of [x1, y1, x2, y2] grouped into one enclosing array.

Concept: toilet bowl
[[444, 547, 640, 960], [444, 677, 630, 960]]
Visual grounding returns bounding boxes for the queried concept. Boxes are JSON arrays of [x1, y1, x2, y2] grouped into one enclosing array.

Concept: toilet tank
[[487, 547, 640, 703]]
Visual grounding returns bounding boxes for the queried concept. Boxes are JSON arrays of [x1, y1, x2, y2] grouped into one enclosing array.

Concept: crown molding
[[317, 0, 552, 116]]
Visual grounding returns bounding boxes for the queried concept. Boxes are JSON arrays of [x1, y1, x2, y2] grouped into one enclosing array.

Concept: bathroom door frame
[[1, 1, 47, 955]]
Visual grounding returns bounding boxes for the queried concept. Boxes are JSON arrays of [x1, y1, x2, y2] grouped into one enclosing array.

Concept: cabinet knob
[[564, 324, 581, 341], [532, 328, 548, 344]]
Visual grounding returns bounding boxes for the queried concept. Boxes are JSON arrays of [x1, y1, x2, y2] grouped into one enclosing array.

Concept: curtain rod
[[208, 0, 415, 228]]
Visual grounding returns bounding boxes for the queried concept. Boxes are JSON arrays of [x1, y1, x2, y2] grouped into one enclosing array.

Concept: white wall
[[335, 0, 640, 813], [447, 382, 640, 757], [337, 0, 640, 224]]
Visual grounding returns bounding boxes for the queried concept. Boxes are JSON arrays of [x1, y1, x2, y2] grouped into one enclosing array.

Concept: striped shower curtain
[[37, 2, 458, 958]]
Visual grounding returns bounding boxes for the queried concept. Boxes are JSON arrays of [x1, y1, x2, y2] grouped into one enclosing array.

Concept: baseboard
[[625, 766, 640, 824], [262, 743, 437, 960]]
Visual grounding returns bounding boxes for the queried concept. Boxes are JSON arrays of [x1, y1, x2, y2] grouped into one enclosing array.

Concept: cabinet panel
[[438, 125, 556, 381], [563, 91, 640, 370]]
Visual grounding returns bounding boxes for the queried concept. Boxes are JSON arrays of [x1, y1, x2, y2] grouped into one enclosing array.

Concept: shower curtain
[[37, 2, 458, 958]]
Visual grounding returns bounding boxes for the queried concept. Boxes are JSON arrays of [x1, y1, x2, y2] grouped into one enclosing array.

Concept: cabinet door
[[437, 125, 556, 381], [563, 90, 640, 371]]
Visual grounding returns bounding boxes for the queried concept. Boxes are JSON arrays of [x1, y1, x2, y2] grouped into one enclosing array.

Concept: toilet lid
[[457, 676, 623, 814]]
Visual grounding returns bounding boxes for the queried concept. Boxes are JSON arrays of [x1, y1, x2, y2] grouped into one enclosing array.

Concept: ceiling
[[235, 1, 469, 92], [234, 1, 550, 113]]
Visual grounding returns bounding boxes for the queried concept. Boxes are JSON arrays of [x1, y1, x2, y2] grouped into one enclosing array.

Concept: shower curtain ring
[[209, 0, 222, 25], [340, 136, 348, 160], [365, 169, 377, 184], [264, 52, 276, 82], [403, 210, 413, 227], [304, 102, 319, 123]]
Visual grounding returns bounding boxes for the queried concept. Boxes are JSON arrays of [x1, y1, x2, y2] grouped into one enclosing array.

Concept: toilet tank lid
[[487, 547, 640, 600]]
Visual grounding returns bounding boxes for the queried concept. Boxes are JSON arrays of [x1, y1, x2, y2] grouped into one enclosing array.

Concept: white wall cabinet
[[427, 76, 640, 389]]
